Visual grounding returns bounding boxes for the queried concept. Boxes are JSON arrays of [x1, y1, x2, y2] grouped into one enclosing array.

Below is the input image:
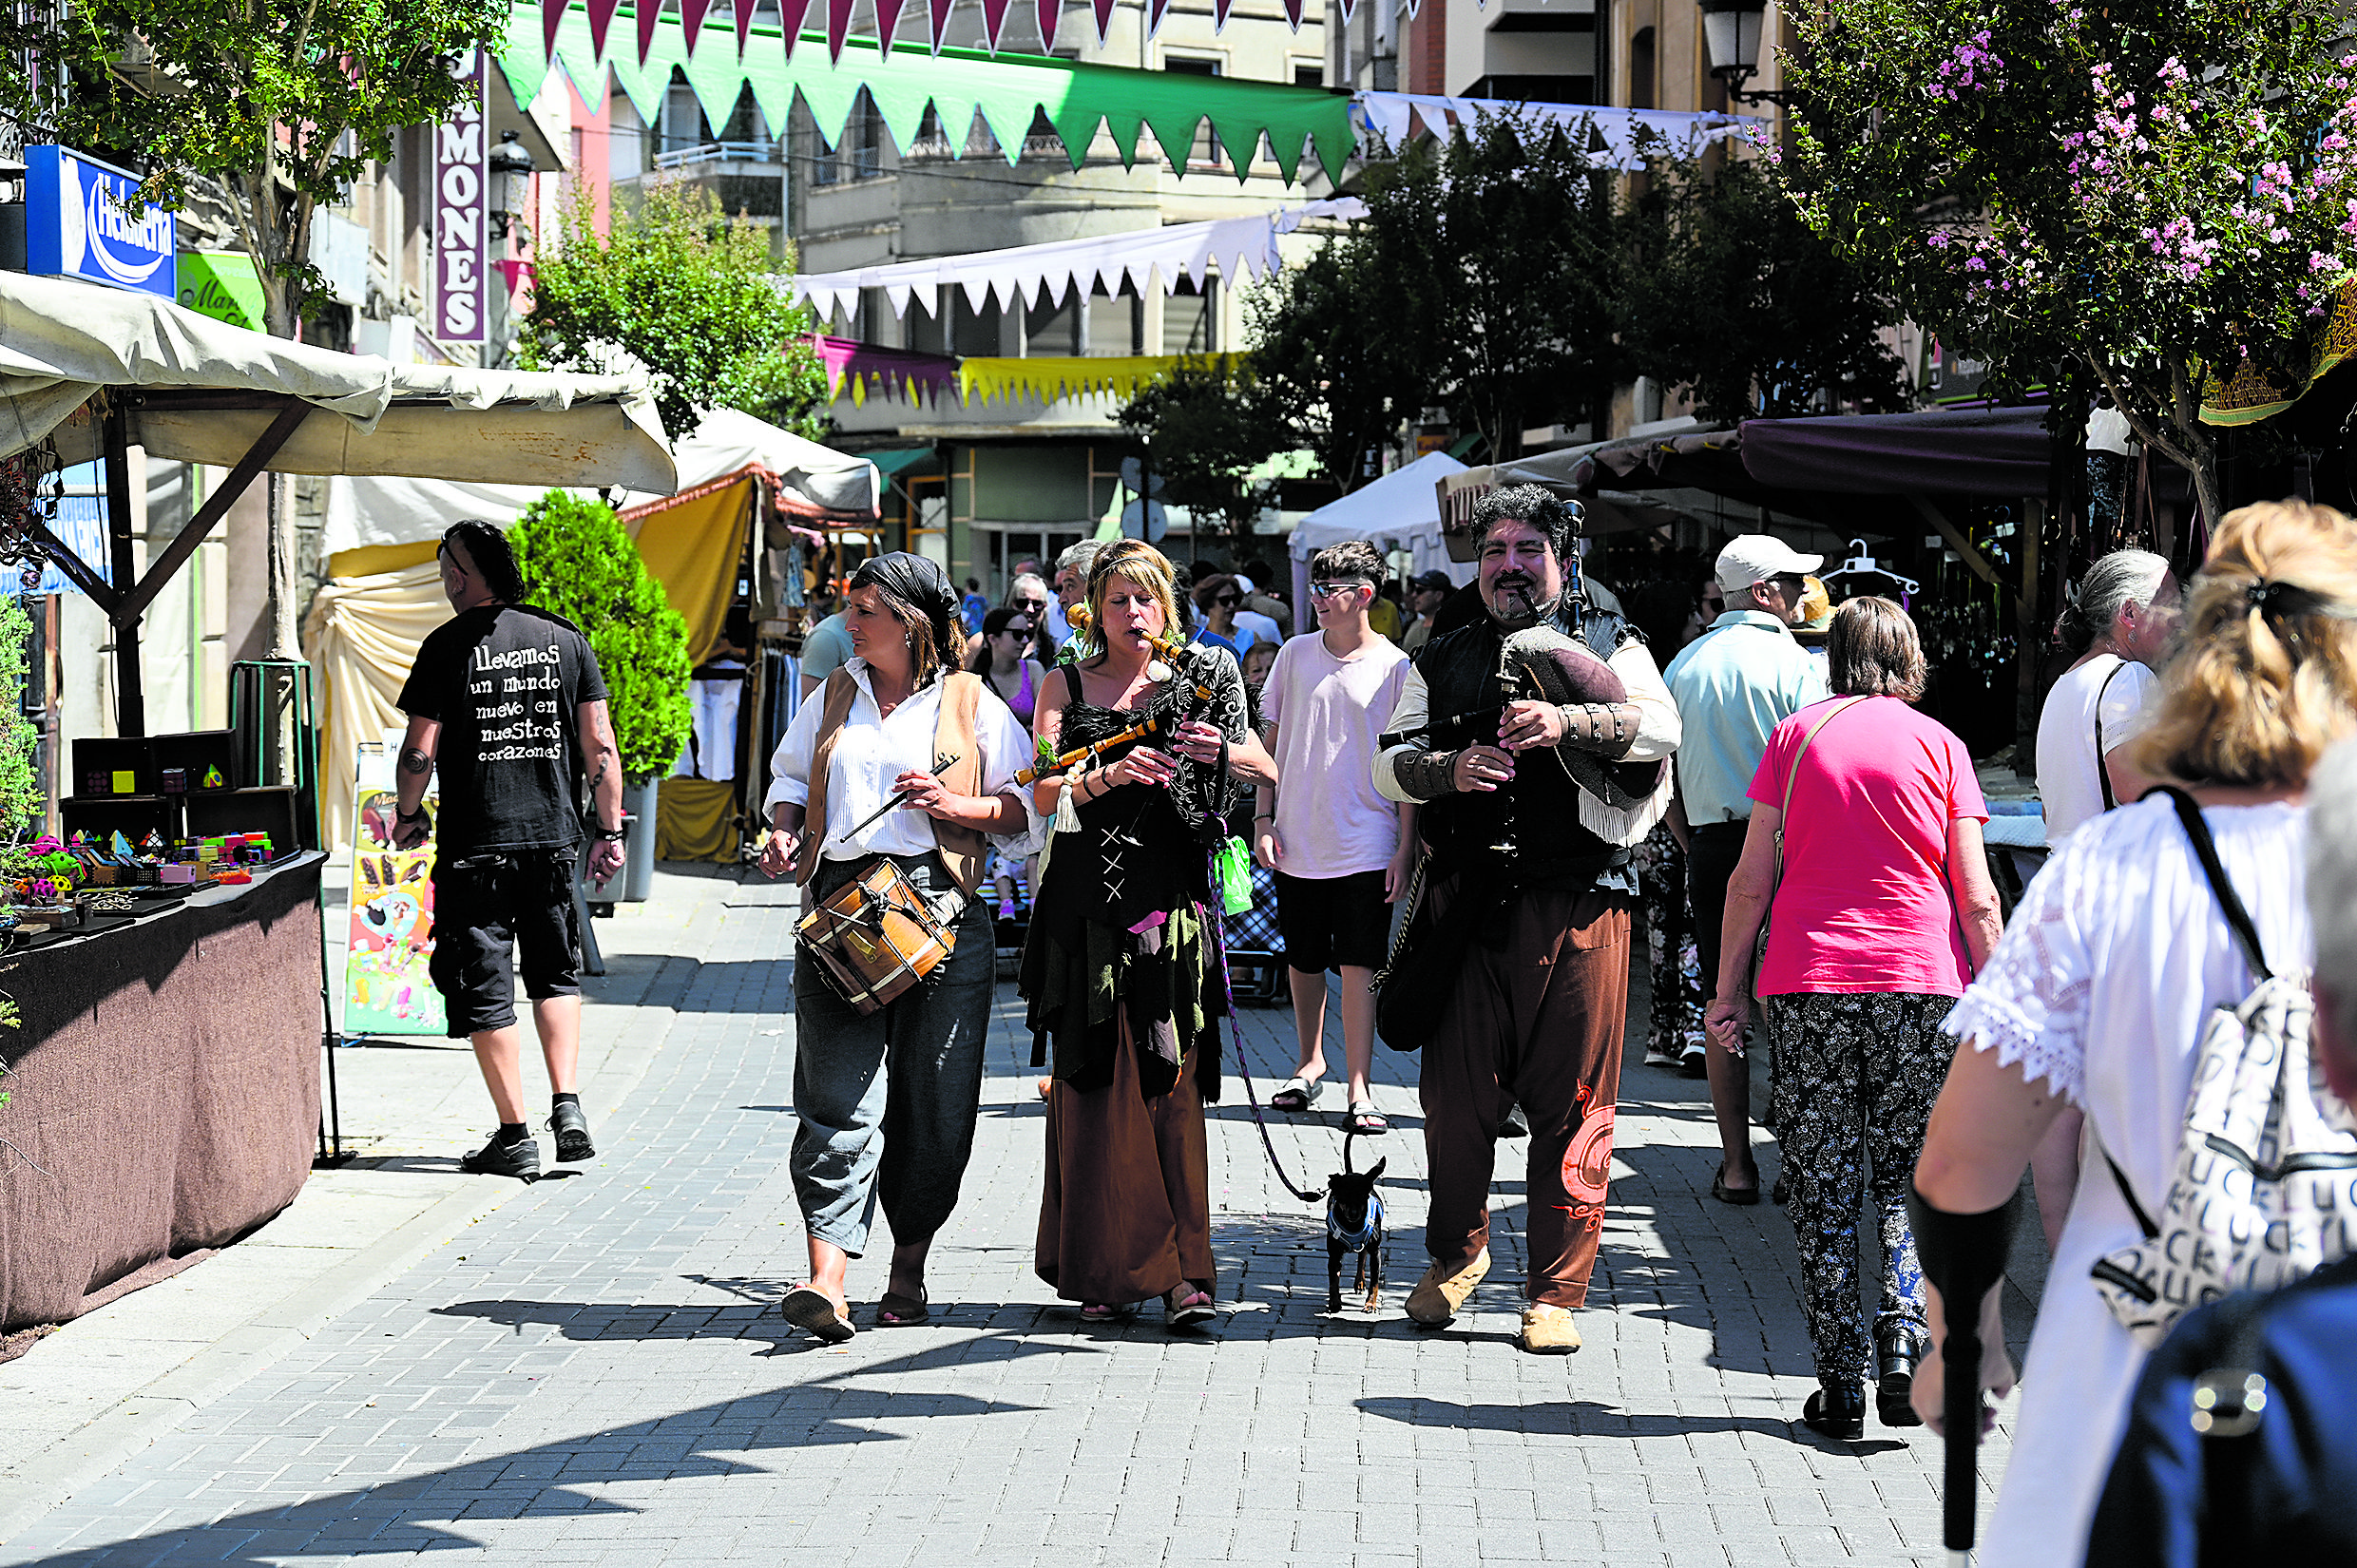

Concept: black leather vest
[[1415, 599, 1632, 889]]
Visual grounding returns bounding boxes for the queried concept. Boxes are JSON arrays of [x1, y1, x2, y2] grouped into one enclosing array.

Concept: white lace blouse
[[1942, 795, 2311, 1568]]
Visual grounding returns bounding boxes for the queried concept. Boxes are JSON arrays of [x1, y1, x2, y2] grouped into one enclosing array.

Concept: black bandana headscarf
[[849, 552, 964, 687]]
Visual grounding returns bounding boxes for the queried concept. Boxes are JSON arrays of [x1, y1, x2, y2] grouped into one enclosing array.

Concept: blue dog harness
[[1329, 1191, 1385, 1252]]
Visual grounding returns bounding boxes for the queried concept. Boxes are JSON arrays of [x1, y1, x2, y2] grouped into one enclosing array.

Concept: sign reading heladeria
[[432, 52, 488, 344]]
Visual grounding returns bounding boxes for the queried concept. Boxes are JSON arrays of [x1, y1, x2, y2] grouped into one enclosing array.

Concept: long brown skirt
[[1035, 1014, 1213, 1305]]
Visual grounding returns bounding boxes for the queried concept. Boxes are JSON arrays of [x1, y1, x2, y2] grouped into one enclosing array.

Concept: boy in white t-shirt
[[2036, 549, 2181, 847], [1254, 542, 1417, 1134]]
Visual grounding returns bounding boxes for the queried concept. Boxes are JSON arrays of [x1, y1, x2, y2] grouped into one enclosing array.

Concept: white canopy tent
[[323, 407, 879, 565], [1284, 450, 1474, 613]]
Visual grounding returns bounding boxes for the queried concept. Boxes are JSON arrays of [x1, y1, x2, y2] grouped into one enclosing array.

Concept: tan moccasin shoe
[[1405, 1248, 1491, 1326], [1519, 1304, 1581, 1355]]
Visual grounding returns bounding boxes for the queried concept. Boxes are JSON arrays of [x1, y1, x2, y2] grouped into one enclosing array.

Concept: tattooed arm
[[577, 699, 627, 884], [391, 717, 440, 849]]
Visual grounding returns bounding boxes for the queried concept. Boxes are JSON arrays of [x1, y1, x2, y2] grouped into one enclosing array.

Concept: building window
[[1025, 292, 1080, 356], [1630, 27, 1657, 110], [1293, 62, 1323, 87], [1162, 57, 1223, 167], [1162, 277, 1217, 354], [1086, 285, 1142, 356], [850, 89, 885, 179], [660, 72, 706, 159]]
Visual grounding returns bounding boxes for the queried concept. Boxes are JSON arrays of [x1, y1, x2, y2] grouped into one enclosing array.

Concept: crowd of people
[[393, 488, 2357, 1565]]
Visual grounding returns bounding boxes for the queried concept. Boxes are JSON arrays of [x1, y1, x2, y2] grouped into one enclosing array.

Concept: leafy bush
[[508, 493, 691, 786]]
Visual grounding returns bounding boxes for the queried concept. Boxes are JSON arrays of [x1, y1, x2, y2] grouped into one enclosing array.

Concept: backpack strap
[[2094, 660, 2126, 812], [2156, 785, 2273, 981]]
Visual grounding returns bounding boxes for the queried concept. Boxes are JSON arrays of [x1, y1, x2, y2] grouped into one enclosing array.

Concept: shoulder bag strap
[[1773, 697, 1870, 876], [793, 671, 862, 887], [2156, 785, 2272, 981], [2095, 660, 2126, 812]]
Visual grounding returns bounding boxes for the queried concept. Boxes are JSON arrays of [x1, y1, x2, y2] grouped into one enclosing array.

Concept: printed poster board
[[343, 737, 447, 1036]]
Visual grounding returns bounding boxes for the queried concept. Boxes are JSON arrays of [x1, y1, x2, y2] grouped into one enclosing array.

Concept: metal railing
[[653, 140, 776, 170]]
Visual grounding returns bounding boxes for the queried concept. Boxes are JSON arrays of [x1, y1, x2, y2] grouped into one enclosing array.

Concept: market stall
[[0, 852, 325, 1332], [315, 409, 882, 859], [1283, 450, 1476, 612]]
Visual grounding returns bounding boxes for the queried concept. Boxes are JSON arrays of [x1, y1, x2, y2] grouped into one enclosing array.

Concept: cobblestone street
[[0, 869, 2038, 1567]]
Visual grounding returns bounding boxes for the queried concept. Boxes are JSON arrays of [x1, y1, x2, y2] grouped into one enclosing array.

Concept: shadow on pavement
[[1355, 1395, 1909, 1453]]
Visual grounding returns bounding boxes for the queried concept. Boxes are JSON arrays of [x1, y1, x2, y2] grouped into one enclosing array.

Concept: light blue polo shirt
[[1660, 610, 1828, 824]]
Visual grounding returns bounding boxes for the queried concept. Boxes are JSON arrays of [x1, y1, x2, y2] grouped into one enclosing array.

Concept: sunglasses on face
[[999, 623, 1030, 639], [1013, 598, 1045, 613], [1215, 594, 1240, 606], [1309, 581, 1369, 600]]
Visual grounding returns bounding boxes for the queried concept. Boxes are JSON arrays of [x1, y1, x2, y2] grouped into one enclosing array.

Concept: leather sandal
[[1163, 1285, 1216, 1329], [1270, 1076, 1320, 1113]]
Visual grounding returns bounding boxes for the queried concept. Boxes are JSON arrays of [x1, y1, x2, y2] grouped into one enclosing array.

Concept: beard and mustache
[[1486, 570, 1552, 624]]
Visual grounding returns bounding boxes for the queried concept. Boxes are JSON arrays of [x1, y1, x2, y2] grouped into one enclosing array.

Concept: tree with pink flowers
[[1781, 0, 2357, 525]]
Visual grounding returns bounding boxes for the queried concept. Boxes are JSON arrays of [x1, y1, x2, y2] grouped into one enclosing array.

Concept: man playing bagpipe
[[1372, 485, 1682, 1354]]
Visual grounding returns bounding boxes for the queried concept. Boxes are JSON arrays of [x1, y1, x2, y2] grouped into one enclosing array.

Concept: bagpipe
[[1018, 635, 1239, 843]]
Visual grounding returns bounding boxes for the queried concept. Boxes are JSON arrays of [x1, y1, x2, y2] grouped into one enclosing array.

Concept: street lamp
[[1696, 0, 1786, 107], [487, 132, 536, 240]]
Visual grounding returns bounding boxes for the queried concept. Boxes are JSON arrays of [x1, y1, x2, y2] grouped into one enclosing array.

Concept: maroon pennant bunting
[[1031, 0, 1057, 51], [981, 0, 1014, 48], [1333, 0, 1355, 20], [544, 0, 567, 65], [1088, 0, 1116, 45], [927, 0, 957, 51], [680, 0, 709, 55], [826, 0, 857, 59], [1145, 0, 1170, 37], [636, 0, 667, 64], [872, 0, 909, 55], [584, 0, 623, 60], [777, 0, 814, 54], [1279, 0, 1303, 29], [1211, 0, 1235, 29], [734, 0, 761, 52]]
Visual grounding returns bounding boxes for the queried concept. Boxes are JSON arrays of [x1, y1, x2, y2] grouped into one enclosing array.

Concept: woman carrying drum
[[1022, 542, 1278, 1327], [759, 553, 1039, 1341]]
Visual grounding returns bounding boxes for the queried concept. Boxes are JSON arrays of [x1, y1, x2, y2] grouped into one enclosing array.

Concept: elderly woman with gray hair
[[2036, 547, 2181, 848], [1707, 598, 2004, 1441]]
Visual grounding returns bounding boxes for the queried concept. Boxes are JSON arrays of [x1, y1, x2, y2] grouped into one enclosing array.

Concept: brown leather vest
[[795, 669, 987, 894]]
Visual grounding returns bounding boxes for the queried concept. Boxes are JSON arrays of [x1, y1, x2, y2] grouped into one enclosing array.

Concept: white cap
[[1233, 574, 1255, 594], [1715, 534, 1824, 594]]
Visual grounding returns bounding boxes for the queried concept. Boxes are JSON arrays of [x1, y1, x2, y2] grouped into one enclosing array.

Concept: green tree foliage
[[1248, 242, 1432, 493], [0, 0, 507, 336], [1117, 358, 1284, 557], [1622, 156, 1908, 423], [522, 183, 830, 444], [1784, 0, 2357, 525], [0, 596, 39, 845], [508, 493, 691, 786]]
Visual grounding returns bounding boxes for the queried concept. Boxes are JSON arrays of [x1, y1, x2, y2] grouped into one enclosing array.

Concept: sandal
[[1163, 1285, 1216, 1329], [875, 1289, 931, 1328], [1710, 1169, 1761, 1207], [1346, 1100, 1389, 1135], [1270, 1075, 1321, 1113], [1079, 1301, 1132, 1323], [779, 1285, 856, 1344]]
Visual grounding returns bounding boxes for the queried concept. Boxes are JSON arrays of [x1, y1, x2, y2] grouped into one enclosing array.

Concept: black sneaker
[[460, 1134, 541, 1182], [549, 1100, 596, 1162]]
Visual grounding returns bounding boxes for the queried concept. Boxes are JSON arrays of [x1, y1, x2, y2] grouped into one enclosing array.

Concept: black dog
[[1325, 1135, 1388, 1314]]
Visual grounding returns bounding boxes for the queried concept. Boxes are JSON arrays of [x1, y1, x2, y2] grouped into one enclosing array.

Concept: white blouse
[[1942, 795, 2311, 1568], [764, 660, 1043, 864]]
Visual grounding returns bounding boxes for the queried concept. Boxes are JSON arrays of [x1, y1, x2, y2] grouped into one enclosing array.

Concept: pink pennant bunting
[[1032, 0, 1058, 51], [680, 0, 709, 56], [872, 0, 909, 55], [734, 0, 760, 52], [636, 0, 667, 65], [777, 0, 814, 54], [1089, 0, 1116, 45], [1145, 0, 1170, 37], [544, 0, 567, 64], [1211, 0, 1234, 29], [584, 0, 622, 59], [927, 0, 957, 50], [827, 0, 857, 59]]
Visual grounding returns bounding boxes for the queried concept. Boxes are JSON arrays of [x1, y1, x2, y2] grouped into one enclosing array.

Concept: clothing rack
[[1820, 537, 1923, 597]]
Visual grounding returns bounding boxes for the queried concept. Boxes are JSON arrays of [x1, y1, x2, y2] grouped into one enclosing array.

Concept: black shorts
[[1275, 869, 1392, 974], [428, 850, 583, 1038]]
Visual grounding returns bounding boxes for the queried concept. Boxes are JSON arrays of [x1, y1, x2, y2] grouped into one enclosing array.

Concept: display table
[[0, 852, 325, 1332]]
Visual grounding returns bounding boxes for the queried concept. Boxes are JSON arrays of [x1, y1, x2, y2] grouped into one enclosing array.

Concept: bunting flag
[[1145, 0, 1170, 38], [872, 0, 910, 52], [544, 0, 569, 69], [826, 0, 858, 59], [926, 0, 958, 51], [1211, 0, 1234, 29], [1035, 0, 1059, 51], [679, 0, 709, 57], [635, 0, 665, 64], [509, 5, 1359, 182], [789, 200, 1364, 322], [980, 0, 1013, 48], [732, 0, 759, 52], [777, 0, 814, 53], [1350, 93, 1765, 168], [1279, 0, 1303, 28], [958, 354, 1246, 408], [583, 0, 622, 61], [1089, 0, 1117, 45], [814, 336, 962, 406]]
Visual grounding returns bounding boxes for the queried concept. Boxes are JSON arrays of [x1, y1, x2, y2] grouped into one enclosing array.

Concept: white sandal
[[1270, 1075, 1321, 1113]]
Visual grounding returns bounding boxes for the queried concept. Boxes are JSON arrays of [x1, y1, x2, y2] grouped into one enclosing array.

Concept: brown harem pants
[[1421, 878, 1631, 1310]]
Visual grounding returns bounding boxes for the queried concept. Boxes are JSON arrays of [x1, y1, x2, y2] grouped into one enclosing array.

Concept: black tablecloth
[[0, 853, 325, 1331]]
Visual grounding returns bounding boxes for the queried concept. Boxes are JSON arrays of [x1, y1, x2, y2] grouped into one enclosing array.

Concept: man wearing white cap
[[1660, 534, 1827, 1203]]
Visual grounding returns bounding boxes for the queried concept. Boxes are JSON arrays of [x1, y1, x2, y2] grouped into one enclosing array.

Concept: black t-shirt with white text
[[397, 604, 609, 854]]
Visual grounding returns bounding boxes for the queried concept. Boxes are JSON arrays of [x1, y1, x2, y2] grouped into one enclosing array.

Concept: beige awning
[[0, 271, 675, 493]]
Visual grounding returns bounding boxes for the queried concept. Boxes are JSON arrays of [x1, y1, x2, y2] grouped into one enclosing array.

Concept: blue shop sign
[[23, 145, 178, 298]]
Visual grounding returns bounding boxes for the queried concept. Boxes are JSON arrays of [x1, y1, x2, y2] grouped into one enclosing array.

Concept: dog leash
[[1204, 898, 1328, 1205]]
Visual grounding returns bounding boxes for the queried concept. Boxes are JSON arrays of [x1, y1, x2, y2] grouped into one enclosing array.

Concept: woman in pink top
[[1706, 598, 2004, 1442]]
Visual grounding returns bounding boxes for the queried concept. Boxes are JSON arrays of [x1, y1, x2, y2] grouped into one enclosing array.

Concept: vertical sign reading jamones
[[433, 52, 488, 344]]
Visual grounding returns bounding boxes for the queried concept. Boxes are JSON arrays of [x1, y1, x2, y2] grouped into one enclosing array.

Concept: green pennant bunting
[[499, 1, 1355, 184]]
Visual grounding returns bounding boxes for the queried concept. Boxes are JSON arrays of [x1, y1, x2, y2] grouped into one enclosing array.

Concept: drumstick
[[832, 750, 960, 844]]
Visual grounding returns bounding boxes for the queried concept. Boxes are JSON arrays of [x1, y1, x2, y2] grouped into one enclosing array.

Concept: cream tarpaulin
[[303, 564, 449, 851], [0, 273, 675, 493]]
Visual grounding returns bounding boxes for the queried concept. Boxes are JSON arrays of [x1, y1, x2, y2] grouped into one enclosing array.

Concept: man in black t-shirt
[[393, 520, 626, 1182]]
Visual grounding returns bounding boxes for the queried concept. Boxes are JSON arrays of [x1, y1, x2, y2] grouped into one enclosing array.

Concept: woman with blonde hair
[[1908, 500, 2357, 1566], [1021, 540, 1277, 1326]]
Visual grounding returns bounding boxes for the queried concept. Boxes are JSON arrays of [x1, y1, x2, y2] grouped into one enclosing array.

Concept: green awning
[[864, 446, 939, 475], [1447, 432, 1485, 459], [501, 2, 1355, 185]]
